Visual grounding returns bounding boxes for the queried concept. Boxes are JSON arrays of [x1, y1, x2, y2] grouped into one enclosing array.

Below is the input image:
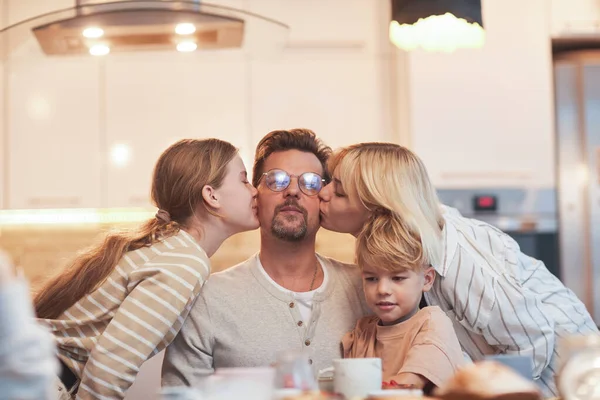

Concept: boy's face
[[362, 265, 435, 326]]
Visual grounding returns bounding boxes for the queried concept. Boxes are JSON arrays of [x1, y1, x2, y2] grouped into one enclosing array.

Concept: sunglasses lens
[[265, 170, 290, 192], [299, 173, 323, 195]]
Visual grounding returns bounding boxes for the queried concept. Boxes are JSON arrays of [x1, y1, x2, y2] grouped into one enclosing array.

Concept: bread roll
[[435, 361, 542, 400]]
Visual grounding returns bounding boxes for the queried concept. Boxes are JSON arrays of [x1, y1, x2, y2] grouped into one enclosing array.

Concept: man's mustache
[[274, 200, 308, 217]]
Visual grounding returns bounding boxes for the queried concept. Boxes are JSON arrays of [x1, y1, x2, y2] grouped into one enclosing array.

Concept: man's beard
[[271, 201, 308, 242]]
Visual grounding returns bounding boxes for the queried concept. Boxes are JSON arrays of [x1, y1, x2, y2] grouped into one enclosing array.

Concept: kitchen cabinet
[[404, 0, 555, 189], [103, 51, 250, 208], [7, 50, 103, 209], [1, 0, 394, 210], [5, 0, 72, 29], [249, 51, 391, 152], [246, 0, 383, 54], [549, 0, 600, 38]]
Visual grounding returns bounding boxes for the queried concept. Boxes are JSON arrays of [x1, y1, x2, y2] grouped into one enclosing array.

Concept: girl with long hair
[[318, 142, 597, 398], [35, 138, 259, 399]]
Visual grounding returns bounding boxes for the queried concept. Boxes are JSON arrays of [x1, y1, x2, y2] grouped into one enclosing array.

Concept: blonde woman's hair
[[328, 142, 444, 272]]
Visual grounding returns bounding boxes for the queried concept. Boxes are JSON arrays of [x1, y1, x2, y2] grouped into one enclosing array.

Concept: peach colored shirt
[[342, 306, 466, 388]]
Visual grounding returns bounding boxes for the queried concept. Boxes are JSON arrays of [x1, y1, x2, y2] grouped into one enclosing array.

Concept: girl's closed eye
[[364, 276, 378, 283]]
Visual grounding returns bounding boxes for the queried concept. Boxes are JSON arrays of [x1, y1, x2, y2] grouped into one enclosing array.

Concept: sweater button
[[305, 339, 311, 346], [297, 321, 303, 327], [289, 302, 295, 308], [309, 358, 313, 365]]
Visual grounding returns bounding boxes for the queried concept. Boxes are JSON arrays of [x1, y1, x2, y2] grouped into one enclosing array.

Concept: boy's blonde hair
[[328, 142, 444, 272]]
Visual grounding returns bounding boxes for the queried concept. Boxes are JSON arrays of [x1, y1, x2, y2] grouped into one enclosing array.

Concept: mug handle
[[317, 366, 334, 378]]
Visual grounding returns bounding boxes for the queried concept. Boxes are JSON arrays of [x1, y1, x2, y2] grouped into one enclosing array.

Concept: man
[[162, 129, 369, 387]]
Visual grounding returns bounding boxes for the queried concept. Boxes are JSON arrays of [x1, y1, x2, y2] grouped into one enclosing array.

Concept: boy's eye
[[392, 276, 406, 282]]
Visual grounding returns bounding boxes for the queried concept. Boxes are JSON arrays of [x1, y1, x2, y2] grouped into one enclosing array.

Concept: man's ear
[[201, 185, 221, 210], [422, 266, 436, 292]]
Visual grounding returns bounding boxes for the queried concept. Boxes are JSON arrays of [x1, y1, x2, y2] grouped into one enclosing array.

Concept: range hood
[[0, 1, 288, 56]]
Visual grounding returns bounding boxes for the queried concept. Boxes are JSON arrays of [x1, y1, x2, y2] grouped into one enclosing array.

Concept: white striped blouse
[[38, 229, 210, 400], [425, 206, 598, 398]]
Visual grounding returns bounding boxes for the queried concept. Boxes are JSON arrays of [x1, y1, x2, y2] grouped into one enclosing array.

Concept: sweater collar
[[250, 253, 336, 303]]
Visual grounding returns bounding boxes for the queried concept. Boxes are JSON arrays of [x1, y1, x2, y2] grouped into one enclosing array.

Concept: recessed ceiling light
[[89, 44, 110, 56], [82, 27, 104, 38], [176, 41, 197, 52], [175, 23, 196, 35]]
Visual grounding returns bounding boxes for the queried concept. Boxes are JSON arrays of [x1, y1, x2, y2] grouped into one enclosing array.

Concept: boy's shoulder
[[413, 306, 458, 342], [414, 306, 452, 325]]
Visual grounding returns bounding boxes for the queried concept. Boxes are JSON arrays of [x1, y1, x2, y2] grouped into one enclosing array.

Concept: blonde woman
[[35, 138, 259, 399], [318, 142, 598, 398]]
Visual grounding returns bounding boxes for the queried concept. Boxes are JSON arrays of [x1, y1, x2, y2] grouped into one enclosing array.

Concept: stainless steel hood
[[1, 1, 289, 57]]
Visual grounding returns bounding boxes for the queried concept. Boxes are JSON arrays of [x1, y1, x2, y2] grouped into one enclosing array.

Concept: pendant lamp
[[390, 0, 485, 53]]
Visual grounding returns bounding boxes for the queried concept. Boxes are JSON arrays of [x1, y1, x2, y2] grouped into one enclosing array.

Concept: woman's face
[[213, 154, 259, 233], [318, 169, 371, 236]]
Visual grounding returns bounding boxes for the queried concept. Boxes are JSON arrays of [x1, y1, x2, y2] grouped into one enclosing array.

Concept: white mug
[[210, 367, 275, 400], [319, 358, 382, 399]]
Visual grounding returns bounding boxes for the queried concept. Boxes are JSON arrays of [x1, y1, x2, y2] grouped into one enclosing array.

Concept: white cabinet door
[[104, 51, 249, 208], [405, 0, 555, 189], [7, 50, 103, 209], [5, 0, 73, 28], [249, 51, 388, 152], [549, 0, 600, 37], [246, 0, 381, 53]]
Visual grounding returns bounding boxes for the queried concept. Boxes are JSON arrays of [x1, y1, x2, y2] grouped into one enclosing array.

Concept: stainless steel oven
[[436, 188, 560, 280]]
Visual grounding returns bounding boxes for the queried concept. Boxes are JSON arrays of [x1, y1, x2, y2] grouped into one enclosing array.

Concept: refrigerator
[[554, 50, 600, 323]]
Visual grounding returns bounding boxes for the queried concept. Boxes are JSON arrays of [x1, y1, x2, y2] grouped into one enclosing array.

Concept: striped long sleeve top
[[38, 229, 210, 400], [425, 206, 598, 398]]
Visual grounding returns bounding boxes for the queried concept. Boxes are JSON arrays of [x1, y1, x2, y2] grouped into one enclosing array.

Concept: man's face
[[256, 150, 324, 242]]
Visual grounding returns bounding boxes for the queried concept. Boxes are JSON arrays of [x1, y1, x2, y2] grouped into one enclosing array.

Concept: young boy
[[342, 260, 466, 392]]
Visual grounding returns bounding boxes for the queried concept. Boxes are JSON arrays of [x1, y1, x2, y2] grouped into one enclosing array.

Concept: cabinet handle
[[597, 147, 600, 185], [128, 196, 150, 206], [28, 197, 82, 207]]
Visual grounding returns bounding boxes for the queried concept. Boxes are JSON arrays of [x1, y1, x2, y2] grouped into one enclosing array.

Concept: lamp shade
[[390, 0, 485, 53]]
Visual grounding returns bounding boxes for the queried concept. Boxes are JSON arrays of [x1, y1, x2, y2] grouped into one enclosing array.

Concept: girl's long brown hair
[[34, 138, 238, 319]]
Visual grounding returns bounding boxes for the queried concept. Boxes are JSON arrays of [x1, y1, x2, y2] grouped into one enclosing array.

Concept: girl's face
[[212, 155, 259, 233]]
